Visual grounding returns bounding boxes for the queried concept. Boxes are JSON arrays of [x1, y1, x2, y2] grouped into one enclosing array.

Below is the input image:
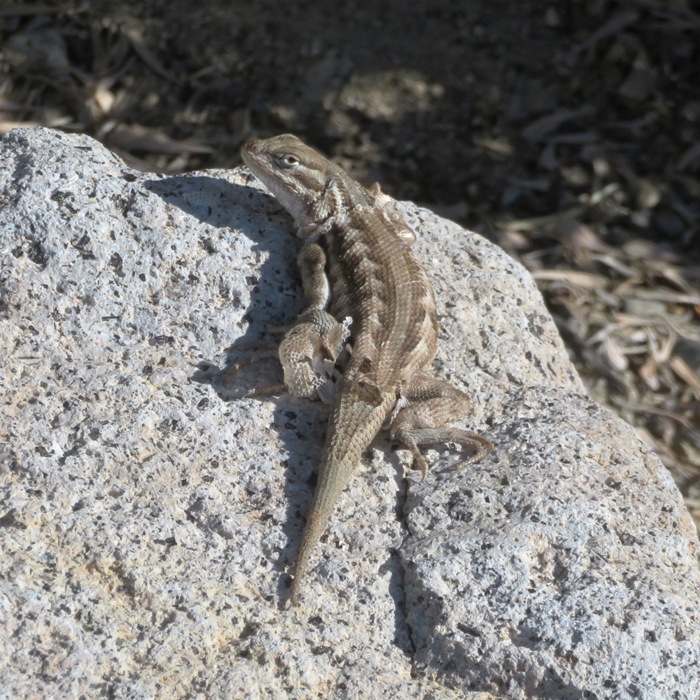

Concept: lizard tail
[[289, 385, 396, 604]]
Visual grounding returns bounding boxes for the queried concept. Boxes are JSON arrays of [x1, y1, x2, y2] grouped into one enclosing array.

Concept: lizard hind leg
[[389, 371, 493, 480]]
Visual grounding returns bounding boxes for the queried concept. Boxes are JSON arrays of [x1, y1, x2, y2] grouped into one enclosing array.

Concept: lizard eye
[[277, 154, 300, 169]]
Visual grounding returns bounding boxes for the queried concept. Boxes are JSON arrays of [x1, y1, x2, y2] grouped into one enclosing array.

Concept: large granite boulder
[[1, 128, 698, 698]]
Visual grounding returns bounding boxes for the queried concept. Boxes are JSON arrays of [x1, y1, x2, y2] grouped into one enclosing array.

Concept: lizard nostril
[[243, 139, 261, 154]]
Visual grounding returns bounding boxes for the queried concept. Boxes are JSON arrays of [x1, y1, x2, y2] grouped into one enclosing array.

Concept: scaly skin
[[241, 135, 492, 604]]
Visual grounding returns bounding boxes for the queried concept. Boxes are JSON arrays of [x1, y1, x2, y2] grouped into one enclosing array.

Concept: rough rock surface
[[0, 128, 698, 699]]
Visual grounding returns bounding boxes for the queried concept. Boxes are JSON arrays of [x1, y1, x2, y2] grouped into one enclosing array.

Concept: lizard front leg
[[389, 371, 493, 479], [278, 241, 350, 403], [278, 309, 350, 402], [226, 242, 348, 400], [368, 182, 416, 244]]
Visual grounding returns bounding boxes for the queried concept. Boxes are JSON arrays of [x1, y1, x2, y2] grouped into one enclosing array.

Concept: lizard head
[[241, 134, 355, 234]]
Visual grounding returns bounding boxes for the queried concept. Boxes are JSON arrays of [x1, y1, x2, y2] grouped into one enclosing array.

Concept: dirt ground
[[2, 0, 699, 523]]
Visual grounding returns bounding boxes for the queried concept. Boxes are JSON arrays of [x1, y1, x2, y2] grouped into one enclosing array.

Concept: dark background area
[[2, 0, 699, 523]]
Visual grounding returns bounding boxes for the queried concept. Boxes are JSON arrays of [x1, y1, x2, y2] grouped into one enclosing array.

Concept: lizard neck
[[298, 164, 371, 237]]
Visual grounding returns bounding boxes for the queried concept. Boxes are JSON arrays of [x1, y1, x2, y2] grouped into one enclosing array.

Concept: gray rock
[[0, 128, 697, 699]]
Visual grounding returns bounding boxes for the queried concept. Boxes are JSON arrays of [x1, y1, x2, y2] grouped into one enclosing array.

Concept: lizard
[[240, 134, 493, 605]]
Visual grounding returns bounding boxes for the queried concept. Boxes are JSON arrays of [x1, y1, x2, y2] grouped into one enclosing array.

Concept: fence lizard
[[240, 134, 493, 604]]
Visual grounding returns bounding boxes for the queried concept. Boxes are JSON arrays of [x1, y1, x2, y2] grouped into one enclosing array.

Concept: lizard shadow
[[145, 172, 301, 382], [145, 173, 328, 603], [382, 451, 422, 656]]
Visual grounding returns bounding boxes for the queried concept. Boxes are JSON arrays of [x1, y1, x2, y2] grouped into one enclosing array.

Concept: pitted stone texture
[[403, 387, 699, 698], [1, 128, 697, 699]]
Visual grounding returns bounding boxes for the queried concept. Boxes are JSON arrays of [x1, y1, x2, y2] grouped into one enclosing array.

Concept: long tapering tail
[[289, 382, 395, 604]]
